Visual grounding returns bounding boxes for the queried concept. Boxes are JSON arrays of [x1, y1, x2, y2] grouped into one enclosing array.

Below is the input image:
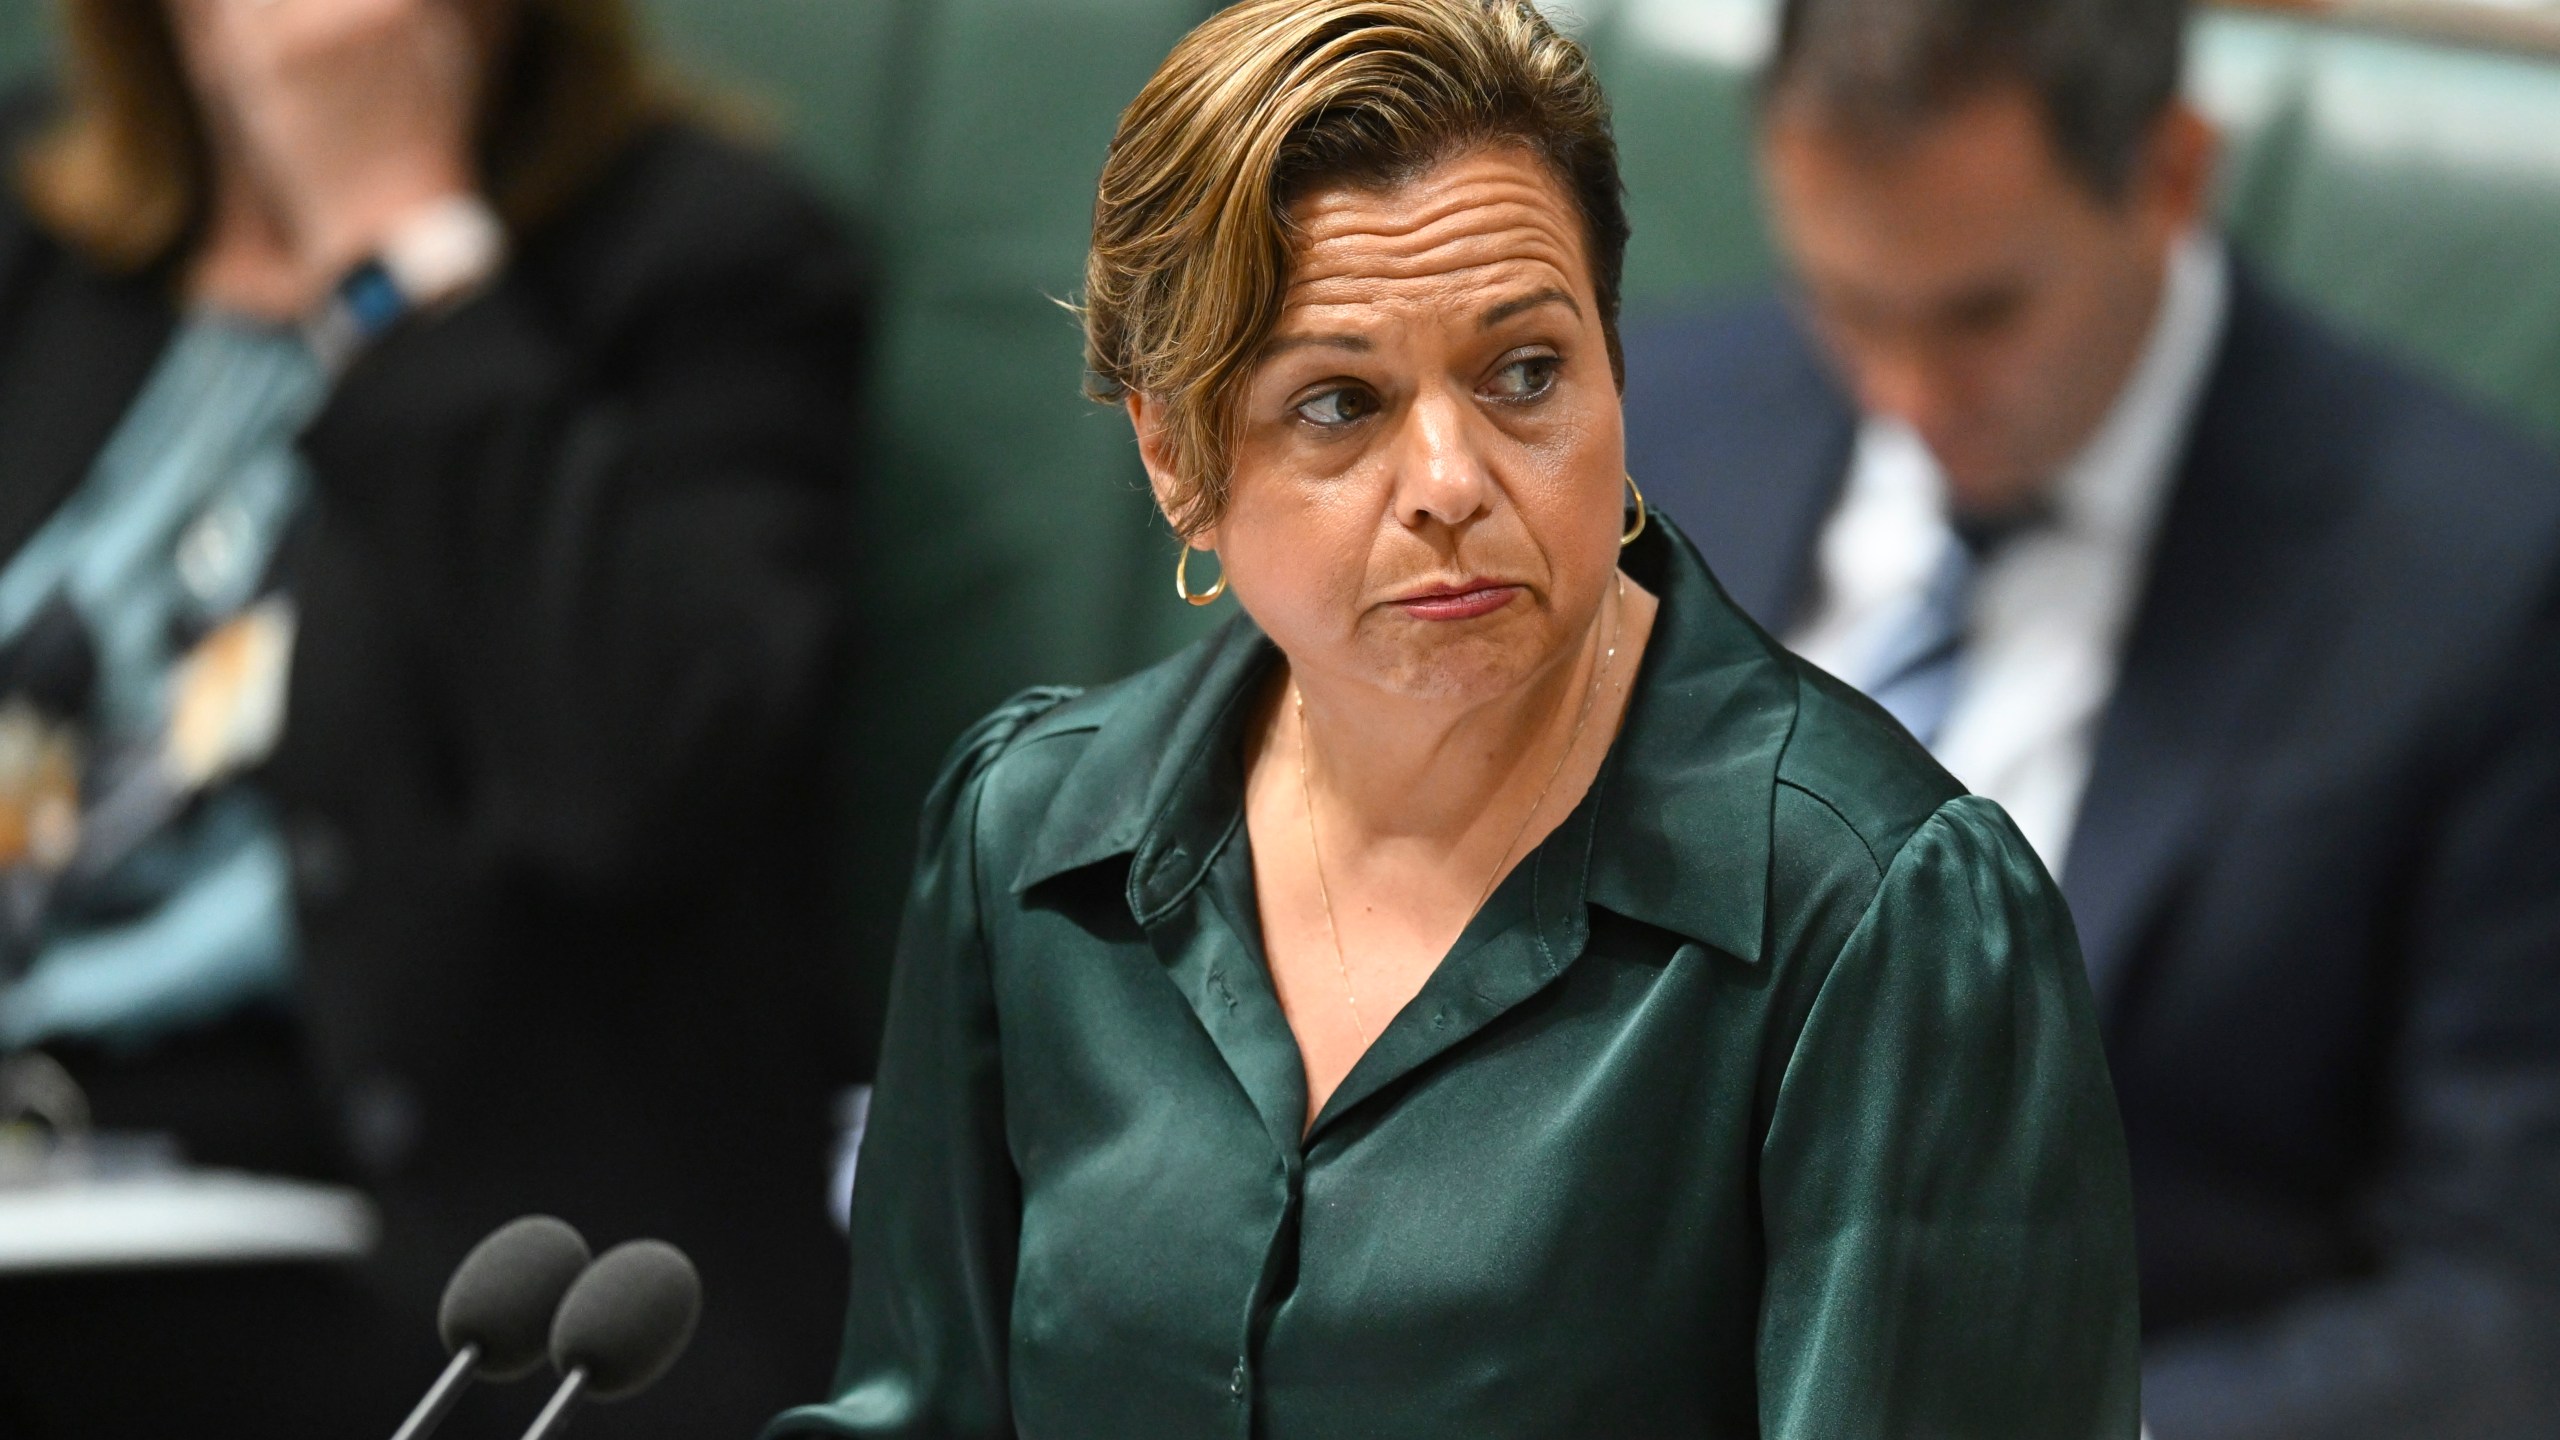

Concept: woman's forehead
[[1282, 148, 1593, 316]]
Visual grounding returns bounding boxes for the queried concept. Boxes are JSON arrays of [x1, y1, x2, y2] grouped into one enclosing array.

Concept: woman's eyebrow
[[1262, 332, 1373, 358], [1259, 285, 1577, 358], [1481, 287, 1580, 329]]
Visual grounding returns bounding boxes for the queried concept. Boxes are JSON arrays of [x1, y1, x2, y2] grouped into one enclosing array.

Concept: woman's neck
[[1278, 574, 1657, 854]]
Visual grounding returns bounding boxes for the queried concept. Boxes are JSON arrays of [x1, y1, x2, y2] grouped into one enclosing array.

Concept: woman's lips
[[1391, 582, 1520, 621]]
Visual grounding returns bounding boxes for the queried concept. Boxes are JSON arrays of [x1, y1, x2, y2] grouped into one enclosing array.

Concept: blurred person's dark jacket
[[1622, 265, 2560, 1440], [0, 89, 867, 1440]]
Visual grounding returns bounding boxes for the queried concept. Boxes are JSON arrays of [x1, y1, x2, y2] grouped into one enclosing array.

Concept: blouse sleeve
[[764, 691, 1071, 1440], [1756, 795, 2143, 1440]]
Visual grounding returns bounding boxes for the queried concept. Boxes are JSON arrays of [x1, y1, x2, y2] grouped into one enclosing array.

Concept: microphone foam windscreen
[[438, 1216, 593, 1381], [548, 1239, 703, 1402]]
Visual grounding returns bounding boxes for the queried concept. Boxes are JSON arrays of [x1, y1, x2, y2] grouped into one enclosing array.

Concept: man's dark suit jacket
[[0, 102, 866, 1440], [1622, 264, 2560, 1439]]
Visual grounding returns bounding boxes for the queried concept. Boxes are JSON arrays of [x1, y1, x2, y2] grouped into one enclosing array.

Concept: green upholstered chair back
[[0, 4, 48, 93], [644, 0, 1229, 991], [653, 0, 1228, 729], [2201, 12, 2560, 443]]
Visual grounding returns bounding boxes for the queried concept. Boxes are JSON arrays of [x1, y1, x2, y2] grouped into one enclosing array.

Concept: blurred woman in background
[[0, 0, 864, 1434]]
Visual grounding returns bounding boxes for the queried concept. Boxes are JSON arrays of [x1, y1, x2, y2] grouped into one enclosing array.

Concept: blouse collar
[[1010, 512, 1796, 968]]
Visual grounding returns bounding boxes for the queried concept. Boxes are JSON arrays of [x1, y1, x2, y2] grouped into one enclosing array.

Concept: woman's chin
[[1354, 626, 1572, 708]]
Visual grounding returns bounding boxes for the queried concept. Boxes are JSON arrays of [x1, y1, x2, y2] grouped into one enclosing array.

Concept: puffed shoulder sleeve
[[1756, 795, 2143, 1440], [765, 689, 1075, 1440]]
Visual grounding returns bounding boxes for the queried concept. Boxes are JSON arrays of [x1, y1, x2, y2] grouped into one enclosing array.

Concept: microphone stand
[[390, 1345, 479, 1440], [518, 1367, 589, 1440]]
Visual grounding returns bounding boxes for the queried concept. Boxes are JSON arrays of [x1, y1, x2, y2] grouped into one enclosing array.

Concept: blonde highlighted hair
[[1082, 0, 1628, 539], [16, 0, 667, 274]]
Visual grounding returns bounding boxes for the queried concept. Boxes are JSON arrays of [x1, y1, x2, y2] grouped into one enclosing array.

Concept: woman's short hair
[[17, 0, 665, 273], [1083, 0, 1628, 539]]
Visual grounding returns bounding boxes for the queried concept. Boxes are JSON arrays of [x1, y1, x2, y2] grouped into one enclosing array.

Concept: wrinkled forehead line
[[1281, 143, 1595, 301]]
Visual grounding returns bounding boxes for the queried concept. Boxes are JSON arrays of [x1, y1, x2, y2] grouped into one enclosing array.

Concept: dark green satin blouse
[[771, 519, 2140, 1440]]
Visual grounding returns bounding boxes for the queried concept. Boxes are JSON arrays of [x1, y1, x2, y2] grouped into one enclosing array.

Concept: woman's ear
[[1127, 393, 1217, 549]]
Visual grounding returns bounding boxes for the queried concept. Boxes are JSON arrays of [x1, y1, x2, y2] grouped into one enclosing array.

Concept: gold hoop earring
[[1175, 544, 1228, 606], [1621, 473, 1648, 547]]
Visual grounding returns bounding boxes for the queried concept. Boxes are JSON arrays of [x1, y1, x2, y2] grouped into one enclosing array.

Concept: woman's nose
[[1390, 387, 1495, 532]]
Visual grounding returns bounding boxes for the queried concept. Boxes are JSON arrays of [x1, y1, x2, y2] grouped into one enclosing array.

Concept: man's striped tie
[[1857, 514, 2034, 749]]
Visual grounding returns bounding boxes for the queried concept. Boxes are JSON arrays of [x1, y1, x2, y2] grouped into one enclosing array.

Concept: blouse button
[[1229, 1359, 1247, 1399]]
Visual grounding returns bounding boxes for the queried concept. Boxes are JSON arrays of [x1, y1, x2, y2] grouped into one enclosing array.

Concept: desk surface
[[0, 1171, 378, 1274]]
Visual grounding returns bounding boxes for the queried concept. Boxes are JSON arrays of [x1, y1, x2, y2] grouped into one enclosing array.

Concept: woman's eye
[[1294, 386, 1376, 427], [1487, 355, 1560, 401]]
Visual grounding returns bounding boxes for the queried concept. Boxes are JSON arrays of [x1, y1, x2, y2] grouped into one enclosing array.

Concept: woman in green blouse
[[773, 1, 2140, 1435]]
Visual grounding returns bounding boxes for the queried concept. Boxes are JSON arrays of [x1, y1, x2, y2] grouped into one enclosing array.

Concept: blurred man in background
[[1623, 0, 2560, 1433], [0, 0, 864, 1434]]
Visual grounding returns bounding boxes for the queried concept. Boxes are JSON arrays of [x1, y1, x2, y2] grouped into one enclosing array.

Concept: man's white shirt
[[1785, 231, 2232, 874]]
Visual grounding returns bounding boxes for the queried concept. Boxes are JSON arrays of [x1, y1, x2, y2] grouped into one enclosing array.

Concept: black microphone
[[516, 1239, 703, 1440], [390, 1216, 593, 1440]]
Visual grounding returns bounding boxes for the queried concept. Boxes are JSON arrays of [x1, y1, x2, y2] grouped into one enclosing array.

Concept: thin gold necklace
[[1294, 573, 1625, 1042]]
